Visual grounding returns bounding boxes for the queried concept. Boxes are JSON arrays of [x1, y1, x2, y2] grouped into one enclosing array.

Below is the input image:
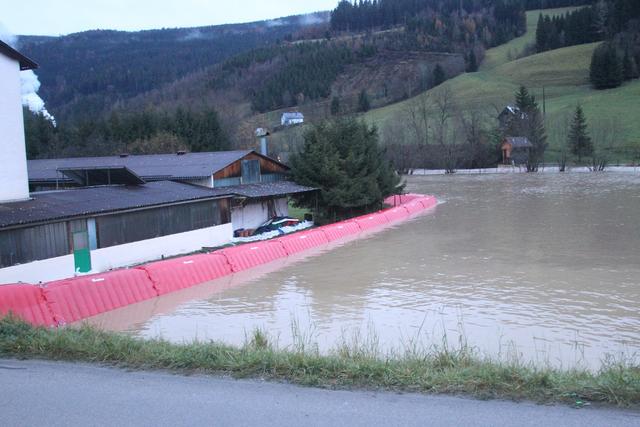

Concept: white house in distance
[[0, 40, 37, 203], [0, 42, 315, 285], [281, 112, 304, 126]]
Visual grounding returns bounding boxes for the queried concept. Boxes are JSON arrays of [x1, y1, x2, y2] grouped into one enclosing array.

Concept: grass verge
[[1, 317, 638, 407]]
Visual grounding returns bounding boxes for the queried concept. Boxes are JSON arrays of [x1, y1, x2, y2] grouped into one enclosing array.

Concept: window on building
[[241, 160, 260, 184], [95, 199, 229, 249]]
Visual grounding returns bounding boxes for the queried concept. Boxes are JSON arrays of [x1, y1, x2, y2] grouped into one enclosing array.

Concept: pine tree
[[467, 50, 478, 72], [433, 64, 446, 87], [510, 86, 546, 171], [330, 96, 342, 115], [568, 105, 593, 163], [515, 85, 537, 111], [590, 42, 623, 89], [358, 90, 371, 112], [536, 14, 547, 52], [290, 118, 403, 222], [622, 49, 638, 81]]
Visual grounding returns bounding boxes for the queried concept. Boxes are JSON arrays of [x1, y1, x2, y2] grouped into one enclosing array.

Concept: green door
[[71, 220, 92, 273]]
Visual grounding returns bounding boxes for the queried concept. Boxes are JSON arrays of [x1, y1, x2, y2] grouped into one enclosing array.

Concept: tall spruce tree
[[568, 105, 593, 163], [590, 42, 623, 89], [510, 86, 547, 171], [330, 96, 342, 115], [358, 90, 371, 112], [433, 64, 446, 87], [291, 118, 404, 222], [467, 50, 478, 72]]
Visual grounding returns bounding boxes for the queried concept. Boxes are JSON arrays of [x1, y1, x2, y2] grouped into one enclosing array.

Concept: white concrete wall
[[231, 197, 288, 231], [0, 223, 233, 284], [0, 54, 30, 202]]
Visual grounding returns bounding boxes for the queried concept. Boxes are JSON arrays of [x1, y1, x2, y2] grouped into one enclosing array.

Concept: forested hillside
[[18, 13, 329, 122], [23, 0, 533, 159]]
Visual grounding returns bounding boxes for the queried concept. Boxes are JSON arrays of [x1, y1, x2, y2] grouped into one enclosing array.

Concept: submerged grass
[[1, 316, 639, 407]]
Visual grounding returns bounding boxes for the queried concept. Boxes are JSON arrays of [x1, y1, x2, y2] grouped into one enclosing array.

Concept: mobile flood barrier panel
[[0, 194, 438, 327]]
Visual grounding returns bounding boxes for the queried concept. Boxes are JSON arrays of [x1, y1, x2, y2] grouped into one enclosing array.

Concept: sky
[[2, 0, 339, 36]]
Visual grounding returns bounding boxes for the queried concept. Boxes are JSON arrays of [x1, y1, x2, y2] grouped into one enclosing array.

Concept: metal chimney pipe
[[260, 136, 268, 156], [255, 127, 270, 156]]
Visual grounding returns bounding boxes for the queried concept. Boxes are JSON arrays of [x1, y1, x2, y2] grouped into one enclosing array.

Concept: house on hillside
[[501, 137, 533, 165], [498, 105, 527, 131], [281, 112, 304, 126]]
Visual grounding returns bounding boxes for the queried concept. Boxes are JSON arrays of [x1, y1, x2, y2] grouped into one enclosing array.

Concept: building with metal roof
[[281, 112, 304, 126], [28, 150, 289, 188], [0, 178, 316, 284], [501, 137, 533, 165]]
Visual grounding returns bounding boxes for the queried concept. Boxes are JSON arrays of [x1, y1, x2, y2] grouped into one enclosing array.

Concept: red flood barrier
[[277, 229, 329, 255], [415, 196, 438, 209], [318, 221, 361, 242], [355, 212, 389, 230], [382, 206, 411, 222], [140, 253, 233, 296], [0, 284, 55, 327], [43, 269, 157, 324], [384, 193, 423, 206], [221, 240, 288, 272], [403, 200, 426, 215]]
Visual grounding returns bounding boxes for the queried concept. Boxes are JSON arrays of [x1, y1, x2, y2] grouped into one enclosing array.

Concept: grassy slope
[[363, 7, 640, 154], [1, 317, 639, 407]]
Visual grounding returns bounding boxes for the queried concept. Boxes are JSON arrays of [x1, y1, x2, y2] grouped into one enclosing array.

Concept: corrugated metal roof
[[0, 181, 232, 229], [224, 181, 317, 199], [0, 180, 316, 229], [504, 137, 533, 148], [28, 150, 289, 182]]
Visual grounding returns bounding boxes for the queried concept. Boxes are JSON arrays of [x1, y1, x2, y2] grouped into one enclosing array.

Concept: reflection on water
[[88, 173, 640, 368]]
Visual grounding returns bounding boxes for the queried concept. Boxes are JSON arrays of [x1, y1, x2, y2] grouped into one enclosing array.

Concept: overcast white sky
[[2, 0, 339, 36]]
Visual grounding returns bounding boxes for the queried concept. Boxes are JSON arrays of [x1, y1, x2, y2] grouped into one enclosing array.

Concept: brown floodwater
[[88, 173, 640, 368]]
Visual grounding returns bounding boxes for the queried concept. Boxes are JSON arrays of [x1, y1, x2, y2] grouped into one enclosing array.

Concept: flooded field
[[89, 173, 640, 368]]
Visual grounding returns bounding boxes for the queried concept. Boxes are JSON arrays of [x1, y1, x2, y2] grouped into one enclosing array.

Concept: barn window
[[241, 159, 260, 184]]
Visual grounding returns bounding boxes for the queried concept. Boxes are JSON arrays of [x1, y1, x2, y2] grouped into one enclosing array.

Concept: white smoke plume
[[0, 23, 56, 127], [300, 13, 328, 26]]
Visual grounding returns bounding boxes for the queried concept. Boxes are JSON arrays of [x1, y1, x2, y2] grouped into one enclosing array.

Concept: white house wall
[[0, 53, 30, 202], [231, 197, 288, 231], [0, 222, 233, 284]]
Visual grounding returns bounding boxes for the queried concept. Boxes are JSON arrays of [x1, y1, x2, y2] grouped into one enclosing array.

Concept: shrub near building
[[291, 118, 404, 223]]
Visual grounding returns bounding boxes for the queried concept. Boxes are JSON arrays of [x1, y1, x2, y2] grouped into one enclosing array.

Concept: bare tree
[[548, 113, 571, 172], [403, 93, 431, 145], [433, 88, 458, 173], [458, 108, 492, 168], [590, 117, 621, 172], [382, 116, 412, 174]]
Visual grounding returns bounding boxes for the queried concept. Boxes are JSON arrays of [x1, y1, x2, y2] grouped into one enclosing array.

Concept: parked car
[[253, 216, 300, 235]]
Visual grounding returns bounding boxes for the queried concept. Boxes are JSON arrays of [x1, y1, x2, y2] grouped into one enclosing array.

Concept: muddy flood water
[[88, 173, 640, 369]]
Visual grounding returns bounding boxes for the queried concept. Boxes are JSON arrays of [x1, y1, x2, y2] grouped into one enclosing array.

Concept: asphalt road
[[1, 359, 638, 427]]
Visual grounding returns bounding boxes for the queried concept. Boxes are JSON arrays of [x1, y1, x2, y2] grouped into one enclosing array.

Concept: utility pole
[[542, 86, 546, 118]]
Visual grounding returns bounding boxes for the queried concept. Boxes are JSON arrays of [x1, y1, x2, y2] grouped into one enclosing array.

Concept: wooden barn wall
[[213, 153, 288, 179]]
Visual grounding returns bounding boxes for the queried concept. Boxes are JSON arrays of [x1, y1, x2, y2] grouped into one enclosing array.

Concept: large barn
[[0, 43, 315, 285]]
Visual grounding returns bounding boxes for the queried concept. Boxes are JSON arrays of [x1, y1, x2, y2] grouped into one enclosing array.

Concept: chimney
[[0, 45, 33, 203], [255, 128, 270, 156]]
